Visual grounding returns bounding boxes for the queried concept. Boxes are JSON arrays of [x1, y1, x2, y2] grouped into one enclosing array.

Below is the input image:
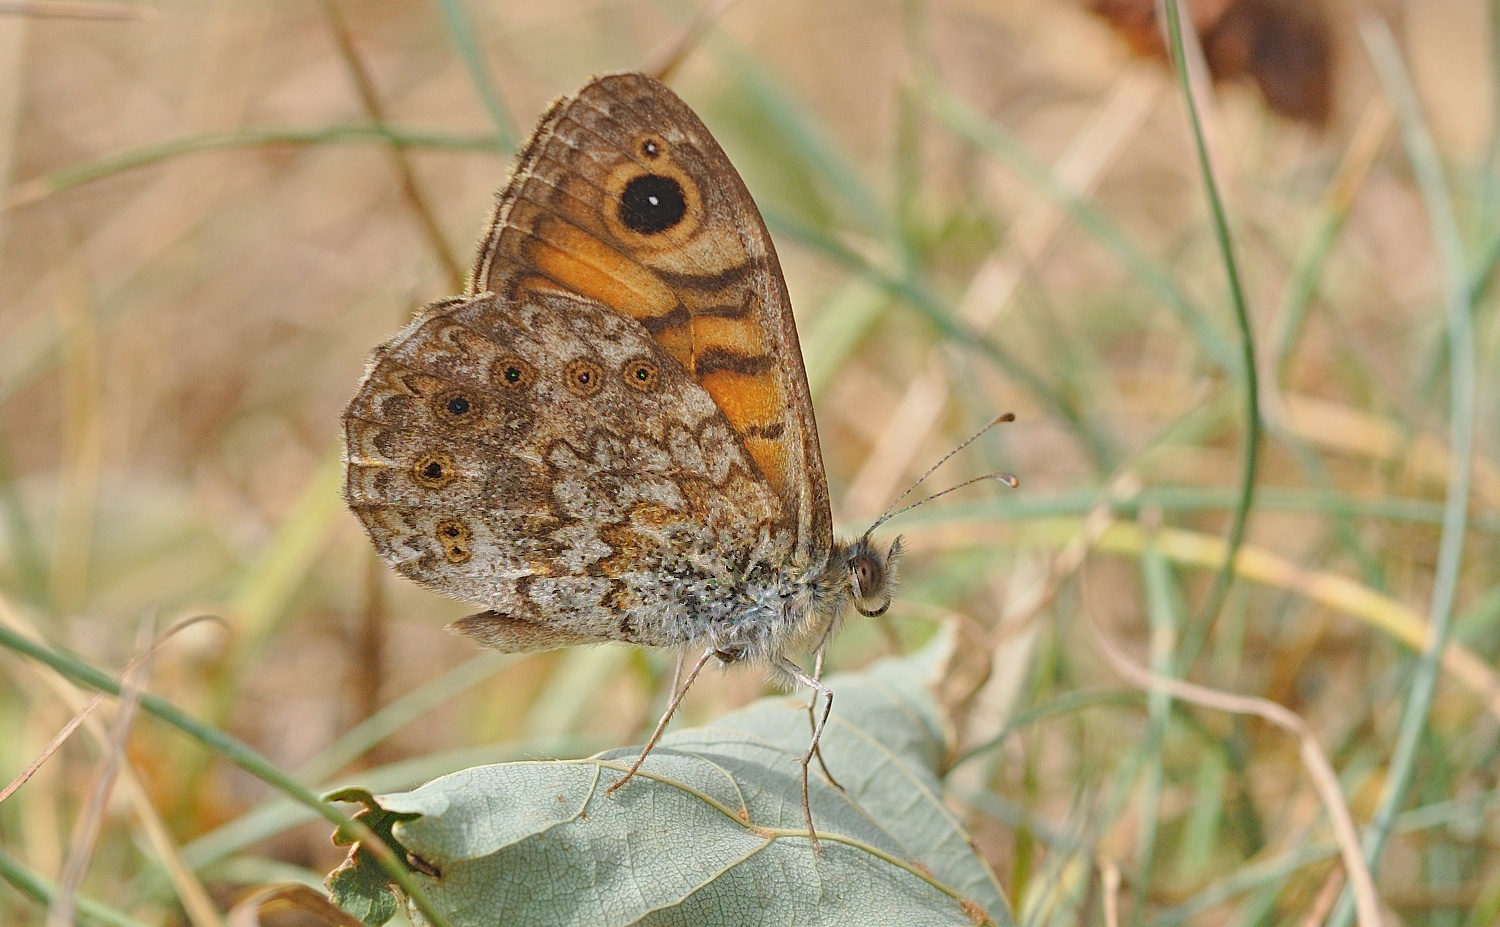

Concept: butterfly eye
[[623, 358, 659, 391], [564, 358, 604, 397], [848, 549, 891, 617], [492, 356, 534, 388], [412, 452, 457, 489], [433, 518, 472, 564], [618, 173, 687, 235]]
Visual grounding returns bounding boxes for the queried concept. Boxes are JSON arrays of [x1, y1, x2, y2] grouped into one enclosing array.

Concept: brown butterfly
[[342, 72, 905, 850]]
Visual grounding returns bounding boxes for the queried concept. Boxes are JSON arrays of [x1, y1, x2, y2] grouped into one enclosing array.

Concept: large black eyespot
[[618, 173, 687, 235], [412, 452, 457, 489], [564, 358, 604, 397], [493, 356, 534, 389], [622, 357, 659, 391]]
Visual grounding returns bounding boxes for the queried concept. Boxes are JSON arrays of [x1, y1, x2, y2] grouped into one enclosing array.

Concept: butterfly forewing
[[471, 73, 833, 565]]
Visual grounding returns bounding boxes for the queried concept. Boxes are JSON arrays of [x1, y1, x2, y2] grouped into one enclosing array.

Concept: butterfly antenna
[[869, 413, 1015, 526], [866, 470, 1018, 536]]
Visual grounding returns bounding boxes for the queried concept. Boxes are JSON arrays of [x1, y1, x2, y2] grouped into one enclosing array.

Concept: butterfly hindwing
[[343, 288, 786, 648]]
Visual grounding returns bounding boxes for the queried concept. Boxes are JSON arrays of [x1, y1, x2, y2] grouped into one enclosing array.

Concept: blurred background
[[1, 0, 1498, 924]]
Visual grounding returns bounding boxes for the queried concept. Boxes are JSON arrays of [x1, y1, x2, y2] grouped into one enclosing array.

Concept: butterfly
[[343, 72, 906, 850]]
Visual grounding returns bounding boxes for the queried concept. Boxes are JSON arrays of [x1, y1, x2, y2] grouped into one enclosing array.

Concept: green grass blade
[[3, 126, 505, 212], [1328, 21, 1481, 927], [0, 623, 455, 927], [435, 0, 518, 150], [914, 74, 1240, 379], [0, 848, 151, 927], [1159, 0, 1262, 663]]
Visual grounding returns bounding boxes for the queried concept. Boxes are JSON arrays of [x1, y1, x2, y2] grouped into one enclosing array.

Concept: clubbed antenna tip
[[864, 413, 1020, 535]]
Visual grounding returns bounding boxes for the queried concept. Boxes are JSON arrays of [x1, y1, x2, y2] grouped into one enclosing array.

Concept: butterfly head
[[840, 413, 1019, 621], [845, 532, 903, 618]]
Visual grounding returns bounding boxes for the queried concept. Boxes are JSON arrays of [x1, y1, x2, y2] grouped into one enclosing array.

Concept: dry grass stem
[[1088, 610, 1382, 927], [225, 884, 368, 927], [844, 67, 1157, 516], [1086, 520, 1500, 719]]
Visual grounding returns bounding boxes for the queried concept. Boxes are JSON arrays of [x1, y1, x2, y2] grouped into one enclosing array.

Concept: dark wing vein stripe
[[742, 421, 786, 440], [695, 348, 774, 377], [639, 304, 691, 334], [654, 259, 762, 294], [696, 295, 757, 319]]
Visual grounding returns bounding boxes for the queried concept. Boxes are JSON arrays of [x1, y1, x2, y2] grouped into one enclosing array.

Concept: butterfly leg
[[775, 655, 834, 854], [668, 649, 686, 696], [807, 642, 845, 793], [607, 647, 715, 797]]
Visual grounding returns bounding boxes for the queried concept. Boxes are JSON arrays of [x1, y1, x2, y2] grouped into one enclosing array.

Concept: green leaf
[[326, 787, 422, 926], [327, 647, 1012, 926]]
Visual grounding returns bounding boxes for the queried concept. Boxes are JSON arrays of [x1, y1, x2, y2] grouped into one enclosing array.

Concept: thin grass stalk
[[1, 126, 505, 215], [1265, 103, 1392, 587], [1327, 19, 1481, 927], [47, 617, 165, 927], [915, 74, 1238, 378], [768, 214, 1116, 470], [1159, 0, 1261, 664], [1158, 789, 1500, 924], [1129, 534, 1177, 927], [435, 0, 517, 151], [903, 485, 1498, 529], [320, 0, 466, 290], [0, 849, 151, 927], [0, 624, 456, 927], [295, 651, 513, 784], [1091, 621, 1381, 926]]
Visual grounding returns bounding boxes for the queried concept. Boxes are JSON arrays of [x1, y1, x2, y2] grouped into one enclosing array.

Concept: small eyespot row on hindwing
[[432, 388, 480, 427], [434, 518, 472, 564], [564, 358, 604, 397], [412, 452, 457, 489], [622, 357, 659, 391], [639, 136, 664, 160], [492, 356, 535, 389]]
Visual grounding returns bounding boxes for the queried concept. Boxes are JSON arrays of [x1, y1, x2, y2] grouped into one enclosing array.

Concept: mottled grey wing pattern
[[343, 288, 788, 651]]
